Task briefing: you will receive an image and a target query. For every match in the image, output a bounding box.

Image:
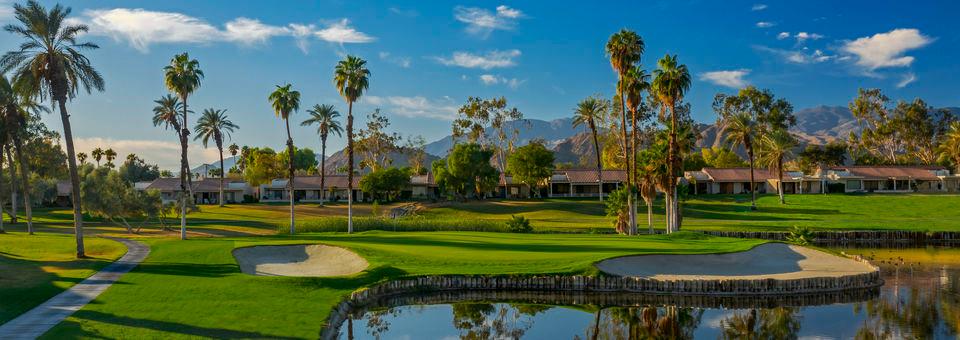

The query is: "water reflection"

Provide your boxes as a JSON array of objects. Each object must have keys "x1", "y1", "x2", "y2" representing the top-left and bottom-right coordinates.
[{"x1": 338, "y1": 246, "x2": 959, "y2": 339}]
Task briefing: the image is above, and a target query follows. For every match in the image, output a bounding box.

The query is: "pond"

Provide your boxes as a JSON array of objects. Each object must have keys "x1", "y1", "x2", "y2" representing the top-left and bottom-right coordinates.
[{"x1": 337, "y1": 246, "x2": 960, "y2": 339}]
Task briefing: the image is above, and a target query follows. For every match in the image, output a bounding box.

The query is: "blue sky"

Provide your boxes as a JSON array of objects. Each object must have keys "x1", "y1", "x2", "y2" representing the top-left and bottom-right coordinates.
[{"x1": 0, "y1": 0, "x2": 956, "y2": 169}]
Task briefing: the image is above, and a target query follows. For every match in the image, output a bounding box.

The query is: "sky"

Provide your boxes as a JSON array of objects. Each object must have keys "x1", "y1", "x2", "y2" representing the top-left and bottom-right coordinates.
[{"x1": 0, "y1": 0, "x2": 957, "y2": 170}]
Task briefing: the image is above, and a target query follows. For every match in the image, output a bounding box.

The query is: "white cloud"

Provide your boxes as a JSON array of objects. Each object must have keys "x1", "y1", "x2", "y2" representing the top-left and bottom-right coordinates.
[
  {"x1": 755, "y1": 45, "x2": 834, "y2": 64},
  {"x1": 777, "y1": 32, "x2": 790, "y2": 40},
  {"x1": 756, "y1": 21, "x2": 775, "y2": 28},
  {"x1": 699, "y1": 69, "x2": 750, "y2": 88},
  {"x1": 896, "y1": 73, "x2": 917, "y2": 88},
  {"x1": 751, "y1": 4, "x2": 768, "y2": 11},
  {"x1": 71, "y1": 137, "x2": 220, "y2": 170},
  {"x1": 363, "y1": 96, "x2": 459, "y2": 120},
  {"x1": 794, "y1": 32, "x2": 823, "y2": 42},
  {"x1": 76, "y1": 8, "x2": 373, "y2": 53},
  {"x1": 454, "y1": 5, "x2": 524, "y2": 37},
  {"x1": 388, "y1": 7, "x2": 418, "y2": 17},
  {"x1": 479, "y1": 74, "x2": 524, "y2": 89},
  {"x1": 434, "y1": 49, "x2": 521, "y2": 69},
  {"x1": 840, "y1": 28, "x2": 932, "y2": 71},
  {"x1": 379, "y1": 52, "x2": 411, "y2": 68}
]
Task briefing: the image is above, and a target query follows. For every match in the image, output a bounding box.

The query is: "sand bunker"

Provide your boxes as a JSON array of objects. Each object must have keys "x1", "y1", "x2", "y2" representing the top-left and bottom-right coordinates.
[
  {"x1": 596, "y1": 243, "x2": 875, "y2": 280},
  {"x1": 233, "y1": 244, "x2": 368, "y2": 277}
]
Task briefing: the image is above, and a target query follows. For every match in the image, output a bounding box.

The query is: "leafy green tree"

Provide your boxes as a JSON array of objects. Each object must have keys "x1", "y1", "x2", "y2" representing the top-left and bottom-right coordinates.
[
  {"x1": 573, "y1": 95, "x2": 610, "y2": 202},
  {"x1": 433, "y1": 143, "x2": 498, "y2": 200},
  {"x1": 759, "y1": 129, "x2": 798, "y2": 204},
  {"x1": 276, "y1": 146, "x2": 318, "y2": 172},
  {"x1": 357, "y1": 108, "x2": 401, "y2": 171},
  {"x1": 651, "y1": 54, "x2": 691, "y2": 233},
  {"x1": 849, "y1": 89, "x2": 953, "y2": 165},
  {"x1": 403, "y1": 135, "x2": 428, "y2": 175},
  {"x1": 268, "y1": 84, "x2": 300, "y2": 234},
  {"x1": 452, "y1": 97, "x2": 524, "y2": 174},
  {"x1": 334, "y1": 55, "x2": 370, "y2": 234},
  {"x1": 797, "y1": 141, "x2": 846, "y2": 173},
  {"x1": 359, "y1": 167, "x2": 411, "y2": 202},
  {"x1": 1, "y1": 0, "x2": 105, "y2": 256},
  {"x1": 301, "y1": 104, "x2": 343, "y2": 203},
  {"x1": 163, "y1": 52, "x2": 203, "y2": 240},
  {"x1": 702, "y1": 146, "x2": 748, "y2": 168},
  {"x1": 80, "y1": 166, "x2": 162, "y2": 234},
  {"x1": 118, "y1": 154, "x2": 160, "y2": 183},
  {"x1": 194, "y1": 108, "x2": 238, "y2": 207},
  {"x1": 506, "y1": 141, "x2": 554, "y2": 197},
  {"x1": 243, "y1": 148, "x2": 281, "y2": 189}
]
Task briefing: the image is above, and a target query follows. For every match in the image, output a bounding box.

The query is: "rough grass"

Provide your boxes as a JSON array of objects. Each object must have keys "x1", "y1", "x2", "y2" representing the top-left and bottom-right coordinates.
[
  {"x1": 0, "y1": 233, "x2": 126, "y2": 324},
  {"x1": 42, "y1": 231, "x2": 762, "y2": 338}
]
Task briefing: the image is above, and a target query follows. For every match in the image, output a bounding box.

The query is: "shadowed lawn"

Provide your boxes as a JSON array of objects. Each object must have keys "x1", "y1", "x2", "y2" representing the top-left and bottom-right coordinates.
[
  {"x1": 42, "y1": 231, "x2": 761, "y2": 338},
  {"x1": 0, "y1": 233, "x2": 125, "y2": 324}
]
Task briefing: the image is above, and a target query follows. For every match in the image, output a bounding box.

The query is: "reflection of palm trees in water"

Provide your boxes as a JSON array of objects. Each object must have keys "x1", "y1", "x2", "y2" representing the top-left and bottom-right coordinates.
[
  {"x1": 854, "y1": 266, "x2": 960, "y2": 338},
  {"x1": 719, "y1": 307, "x2": 800, "y2": 339},
  {"x1": 451, "y1": 303, "x2": 535, "y2": 339},
  {"x1": 582, "y1": 306, "x2": 703, "y2": 339}
]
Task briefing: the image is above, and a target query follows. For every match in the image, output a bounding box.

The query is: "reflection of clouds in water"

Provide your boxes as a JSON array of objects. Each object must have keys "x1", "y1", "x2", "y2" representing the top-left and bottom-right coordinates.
[{"x1": 702, "y1": 309, "x2": 740, "y2": 328}]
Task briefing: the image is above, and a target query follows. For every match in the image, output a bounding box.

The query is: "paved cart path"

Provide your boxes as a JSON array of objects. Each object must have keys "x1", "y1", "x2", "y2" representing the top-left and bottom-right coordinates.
[{"x1": 0, "y1": 237, "x2": 148, "y2": 339}]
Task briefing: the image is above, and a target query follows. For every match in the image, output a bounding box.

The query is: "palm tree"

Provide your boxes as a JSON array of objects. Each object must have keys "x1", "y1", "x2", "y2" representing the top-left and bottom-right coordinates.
[
  {"x1": 195, "y1": 108, "x2": 238, "y2": 207},
  {"x1": 302, "y1": 104, "x2": 343, "y2": 205},
  {"x1": 573, "y1": 95, "x2": 609, "y2": 202},
  {"x1": 637, "y1": 140, "x2": 667, "y2": 234},
  {"x1": 163, "y1": 53, "x2": 203, "y2": 240},
  {"x1": 0, "y1": 75, "x2": 33, "y2": 234},
  {"x1": 760, "y1": 129, "x2": 798, "y2": 204},
  {"x1": 1, "y1": 0, "x2": 105, "y2": 256},
  {"x1": 228, "y1": 143, "x2": 239, "y2": 160},
  {"x1": 104, "y1": 148, "x2": 117, "y2": 167},
  {"x1": 77, "y1": 152, "x2": 87, "y2": 165},
  {"x1": 91, "y1": 147, "x2": 104, "y2": 167},
  {"x1": 334, "y1": 55, "x2": 370, "y2": 234},
  {"x1": 651, "y1": 54, "x2": 691, "y2": 233},
  {"x1": 605, "y1": 29, "x2": 644, "y2": 235},
  {"x1": 938, "y1": 122, "x2": 960, "y2": 173},
  {"x1": 269, "y1": 84, "x2": 300, "y2": 234},
  {"x1": 723, "y1": 112, "x2": 759, "y2": 209}
]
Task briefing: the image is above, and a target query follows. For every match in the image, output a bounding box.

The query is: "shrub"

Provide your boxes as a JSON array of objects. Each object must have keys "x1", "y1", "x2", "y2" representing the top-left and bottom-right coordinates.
[
  {"x1": 786, "y1": 225, "x2": 814, "y2": 245},
  {"x1": 506, "y1": 215, "x2": 532, "y2": 233}
]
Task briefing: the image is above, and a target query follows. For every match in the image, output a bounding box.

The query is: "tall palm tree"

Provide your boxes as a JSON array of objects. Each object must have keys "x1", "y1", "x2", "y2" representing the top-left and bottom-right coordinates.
[
  {"x1": 163, "y1": 52, "x2": 203, "y2": 240},
  {"x1": 0, "y1": 75, "x2": 33, "y2": 234},
  {"x1": 938, "y1": 121, "x2": 960, "y2": 173},
  {"x1": 228, "y1": 143, "x2": 239, "y2": 161},
  {"x1": 104, "y1": 148, "x2": 117, "y2": 167},
  {"x1": 302, "y1": 104, "x2": 343, "y2": 204},
  {"x1": 269, "y1": 84, "x2": 300, "y2": 234},
  {"x1": 651, "y1": 54, "x2": 691, "y2": 233},
  {"x1": 76, "y1": 152, "x2": 87, "y2": 165},
  {"x1": 760, "y1": 129, "x2": 798, "y2": 204},
  {"x1": 195, "y1": 108, "x2": 238, "y2": 207},
  {"x1": 605, "y1": 29, "x2": 644, "y2": 235},
  {"x1": 723, "y1": 112, "x2": 759, "y2": 209},
  {"x1": 573, "y1": 95, "x2": 609, "y2": 202},
  {"x1": 1, "y1": 0, "x2": 105, "y2": 257},
  {"x1": 334, "y1": 55, "x2": 370, "y2": 234},
  {"x1": 91, "y1": 147, "x2": 104, "y2": 167}
]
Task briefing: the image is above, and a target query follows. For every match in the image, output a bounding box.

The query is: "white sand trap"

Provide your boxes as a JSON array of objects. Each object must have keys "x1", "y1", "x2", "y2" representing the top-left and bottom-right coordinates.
[
  {"x1": 596, "y1": 243, "x2": 875, "y2": 280},
  {"x1": 233, "y1": 244, "x2": 368, "y2": 277}
]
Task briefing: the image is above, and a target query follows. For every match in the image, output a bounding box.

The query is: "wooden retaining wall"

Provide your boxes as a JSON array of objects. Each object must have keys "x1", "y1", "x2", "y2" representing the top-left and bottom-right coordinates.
[
  {"x1": 321, "y1": 256, "x2": 882, "y2": 339},
  {"x1": 694, "y1": 230, "x2": 960, "y2": 243}
]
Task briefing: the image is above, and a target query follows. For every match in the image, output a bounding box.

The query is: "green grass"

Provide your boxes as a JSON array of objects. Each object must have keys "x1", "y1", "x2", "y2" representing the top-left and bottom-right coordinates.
[
  {"x1": 41, "y1": 231, "x2": 762, "y2": 338},
  {"x1": 0, "y1": 233, "x2": 126, "y2": 324}
]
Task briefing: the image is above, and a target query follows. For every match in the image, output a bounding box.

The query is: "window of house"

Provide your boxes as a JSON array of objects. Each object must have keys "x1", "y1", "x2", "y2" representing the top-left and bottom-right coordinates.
[{"x1": 846, "y1": 180, "x2": 861, "y2": 190}]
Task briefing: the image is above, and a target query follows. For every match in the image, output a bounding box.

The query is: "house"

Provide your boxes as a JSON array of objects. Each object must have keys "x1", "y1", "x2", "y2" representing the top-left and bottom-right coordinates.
[
  {"x1": 547, "y1": 169, "x2": 626, "y2": 198},
  {"x1": 409, "y1": 173, "x2": 439, "y2": 199},
  {"x1": 685, "y1": 167, "x2": 777, "y2": 194},
  {"x1": 144, "y1": 177, "x2": 252, "y2": 204},
  {"x1": 821, "y1": 165, "x2": 960, "y2": 193},
  {"x1": 258, "y1": 175, "x2": 363, "y2": 203}
]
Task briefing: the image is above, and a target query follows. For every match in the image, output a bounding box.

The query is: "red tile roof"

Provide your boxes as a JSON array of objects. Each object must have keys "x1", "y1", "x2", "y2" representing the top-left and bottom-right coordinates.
[
  {"x1": 702, "y1": 167, "x2": 779, "y2": 182},
  {"x1": 146, "y1": 178, "x2": 246, "y2": 192},
  {"x1": 263, "y1": 175, "x2": 361, "y2": 189},
  {"x1": 830, "y1": 165, "x2": 945, "y2": 180},
  {"x1": 553, "y1": 169, "x2": 627, "y2": 183}
]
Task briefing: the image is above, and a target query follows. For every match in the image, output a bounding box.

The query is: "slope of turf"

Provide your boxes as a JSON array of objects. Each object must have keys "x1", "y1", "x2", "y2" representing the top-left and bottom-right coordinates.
[
  {"x1": 0, "y1": 233, "x2": 125, "y2": 324},
  {"x1": 42, "y1": 231, "x2": 762, "y2": 338}
]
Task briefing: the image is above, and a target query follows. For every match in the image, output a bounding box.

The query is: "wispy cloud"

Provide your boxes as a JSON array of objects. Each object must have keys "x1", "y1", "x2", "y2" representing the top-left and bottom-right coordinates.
[
  {"x1": 896, "y1": 73, "x2": 917, "y2": 88},
  {"x1": 754, "y1": 45, "x2": 834, "y2": 64},
  {"x1": 840, "y1": 28, "x2": 932, "y2": 71},
  {"x1": 755, "y1": 21, "x2": 775, "y2": 28},
  {"x1": 699, "y1": 69, "x2": 750, "y2": 88},
  {"x1": 379, "y1": 52, "x2": 411, "y2": 68},
  {"x1": 777, "y1": 32, "x2": 790, "y2": 40},
  {"x1": 479, "y1": 74, "x2": 525, "y2": 89},
  {"x1": 72, "y1": 137, "x2": 220, "y2": 170},
  {"x1": 75, "y1": 8, "x2": 373, "y2": 53},
  {"x1": 454, "y1": 5, "x2": 524, "y2": 38},
  {"x1": 434, "y1": 49, "x2": 521, "y2": 69},
  {"x1": 363, "y1": 96, "x2": 459, "y2": 120},
  {"x1": 388, "y1": 7, "x2": 418, "y2": 17},
  {"x1": 751, "y1": 4, "x2": 768, "y2": 11}
]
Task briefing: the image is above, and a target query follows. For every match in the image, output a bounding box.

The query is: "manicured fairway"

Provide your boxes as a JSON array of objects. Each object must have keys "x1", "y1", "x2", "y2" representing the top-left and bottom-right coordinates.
[
  {"x1": 41, "y1": 231, "x2": 761, "y2": 338},
  {"x1": 0, "y1": 233, "x2": 126, "y2": 324}
]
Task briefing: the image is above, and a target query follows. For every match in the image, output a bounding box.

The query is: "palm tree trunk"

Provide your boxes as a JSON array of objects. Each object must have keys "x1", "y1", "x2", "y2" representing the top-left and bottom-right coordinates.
[
  {"x1": 617, "y1": 81, "x2": 635, "y2": 236},
  {"x1": 347, "y1": 101, "x2": 355, "y2": 234},
  {"x1": 589, "y1": 123, "x2": 603, "y2": 202},
  {"x1": 778, "y1": 159, "x2": 785, "y2": 204},
  {"x1": 630, "y1": 106, "x2": 639, "y2": 235},
  {"x1": 4, "y1": 146, "x2": 16, "y2": 224},
  {"x1": 0, "y1": 149, "x2": 5, "y2": 233},
  {"x1": 320, "y1": 134, "x2": 327, "y2": 204},
  {"x1": 179, "y1": 96, "x2": 190, "y2": 240},
  {"x1": 218, "y1": 145, "x2": 224, "y2": 207},
  {"x1": 668, "y1": 102, "x2": 678, "y2": 233},
  {"x1": 285, "y1": 118, "x2": 295, "y2": 234},
  {"x1": 748, "y1": 149, "x2": 757, "y2": 210},
  {"x1": 13, "y1": 137, "x2": 32, "y2": 234},
  {"x1": 647, "y1": 201, "x2": 653, "y2": 234},
  {"x1": 58, "y1": 100, "x2": 85, "y2": 257}
]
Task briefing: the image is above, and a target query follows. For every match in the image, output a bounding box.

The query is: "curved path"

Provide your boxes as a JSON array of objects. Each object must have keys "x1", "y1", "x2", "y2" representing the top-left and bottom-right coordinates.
[{"x1": 0, "y1": 237, "x2": 149, "y2": 340}]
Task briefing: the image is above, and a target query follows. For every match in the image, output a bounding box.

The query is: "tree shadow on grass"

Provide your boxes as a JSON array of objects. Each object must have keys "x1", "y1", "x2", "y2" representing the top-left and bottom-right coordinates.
[
  {"x1": 0, "y1": 254, "x2": 115, "y2": 324},
  {"x1": 52, "y1": 310, "x2": 302, "y2": 339},
  {"x1": 132, "y1": 262, "x2": 239, "y2": 278},
  {"x1": 296, "y1": 234, "x2": 695, "y2": 255}
]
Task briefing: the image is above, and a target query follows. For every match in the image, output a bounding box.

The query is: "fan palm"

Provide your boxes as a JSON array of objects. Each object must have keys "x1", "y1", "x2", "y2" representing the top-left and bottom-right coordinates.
[
  {"x1": 651, "y1": 54, "x2": 691, "y2": 232},
  {"x1": 334, "y1": 55, "x2": 370, "y2": 234},
  {"x1": 0, "y1": 0, "x2": 106, "y2": 256},
  {"x1": 269, "y1": 84, "x2": 300, "y2": 234},
  {"x1": 104, "y1": 148, "x2": 117, "y2": 167},
  {"x1": 91, "y1": 147, "x2": 104, "y2": 167},
  {"x1": 0, "y1": 75, "x2": 35, "y2": 234},
  {"x1": 302, "y1": 104, "x2": 343, "y2": 204},
  {"x1": 605, "y1": 29, "x2": 643, "y2": 235},
  {"x1": 76, "y1": 152, "x2": 87, "y2": 165},
  {"x1": 573, "y1": 95, "x2": 609, "y2": 202},
  {"x1": 163, "y1": 52, "x2": 203, "y2": 240},
  {"x1": 195, "y1": 108, "x2": 238, "y2": 207},
  {"x1": 938, "y1": 122, "x2": 960, "y2": 173},
  {"x1": 723, "y1": 112, "x2": 759, "y2": 209},
  {"x1": 759, "y1": 129, "x2": 798, "y2": 204}
]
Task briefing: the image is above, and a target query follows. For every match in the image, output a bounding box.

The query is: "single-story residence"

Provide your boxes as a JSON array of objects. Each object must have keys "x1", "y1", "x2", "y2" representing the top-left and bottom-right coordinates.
[
  {"x1": 258, "y1": 175, "x2": 363, "y2": 203},
  {"x1": 548, "y1": 169, "x2": 625, "y2": 198},
  {"x1": 685, "y1": 167, "x2": 776, "y2": 194},
  {"x1": 145, "y1": 178, "x2": 252, "y2": 204},
  {"x1": 409, "y1": 173, "x2": 439, "y2": 199},
  {"x1": 820, "y1": 165, "x2": 960, "y2": 193}
]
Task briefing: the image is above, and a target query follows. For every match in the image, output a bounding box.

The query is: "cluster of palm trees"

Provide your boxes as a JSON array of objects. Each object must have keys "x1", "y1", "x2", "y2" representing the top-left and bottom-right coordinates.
[{"x1": 77, "y1": 147, "x2": 118, "y2": 167}]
